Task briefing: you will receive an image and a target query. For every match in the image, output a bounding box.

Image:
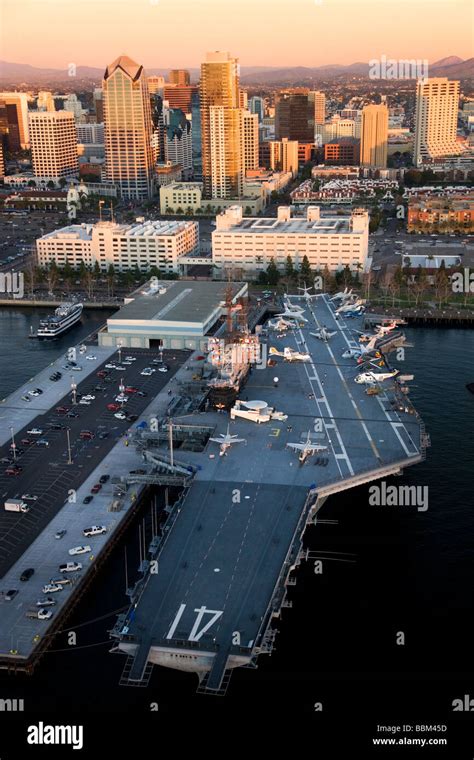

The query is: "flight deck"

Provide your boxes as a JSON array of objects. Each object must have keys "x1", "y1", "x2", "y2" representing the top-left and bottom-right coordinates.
[{"x1": 110, "y1": 293, "x2": 427, "y2": 694}]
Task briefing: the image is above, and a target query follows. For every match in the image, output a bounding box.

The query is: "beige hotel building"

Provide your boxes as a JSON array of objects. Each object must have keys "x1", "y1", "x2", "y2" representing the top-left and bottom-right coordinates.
[{"x1": 212, "y1": 205, "x2": 369, "y2": 276}]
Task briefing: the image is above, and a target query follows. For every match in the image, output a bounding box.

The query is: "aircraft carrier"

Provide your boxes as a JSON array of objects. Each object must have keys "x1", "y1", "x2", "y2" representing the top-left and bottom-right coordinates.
[{"x1": 108, "y1": 292, "x2": 429, "y2": 695}]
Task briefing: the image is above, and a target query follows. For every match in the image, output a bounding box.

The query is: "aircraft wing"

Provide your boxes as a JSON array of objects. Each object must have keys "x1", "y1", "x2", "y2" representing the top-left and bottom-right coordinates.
[{"x1": 286, "y1": 442, "x2": 306, "y2": 451}]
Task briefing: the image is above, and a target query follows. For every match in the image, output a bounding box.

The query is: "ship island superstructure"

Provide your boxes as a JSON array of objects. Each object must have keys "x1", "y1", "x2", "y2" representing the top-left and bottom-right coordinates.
[{"x1": 109, "y1": 291, "x2": 428, "y2": 694}]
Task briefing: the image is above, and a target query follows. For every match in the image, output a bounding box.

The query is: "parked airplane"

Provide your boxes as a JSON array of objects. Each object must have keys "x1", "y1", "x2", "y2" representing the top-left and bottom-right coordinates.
[
  {"x1": 282, "y1": 299, "x2": 305, "y2": 314},
  {"x1": 354, "y1": 368, "x2": 399, "y2": 384},
  {"x1": 310, "y1": 327, "x2": 337, "y2": 342},
  {"x1": 209, "y1": 424, "x2": 246, "y2": 456},
  {"x1": 286, "y1": 431, "x2": 328, "y2": 463},
  {"x1": 298, "y1": 282, "x2": 321, "y2": 301},
  {"x1": 269, "y1": 346, "x2": 311, "y2": 362},
  {"x1": 374, "y1": 320, "x2": 398, "y2": 336},
  {"x1": 330, "y1": 287, "x2": 353, "y2": 302},
  {"x1": 275, "y1": 307, "x2": 308, "y2": 323},
  {"x1": 335, "y1": 298, "x2": 366, "y2": 315},
  {"x1": 267, "y1": 317, "x2": 296, "y2": 331},
  {"x1": 342, "y1": 335, "x2": 379, "y2": 360}
]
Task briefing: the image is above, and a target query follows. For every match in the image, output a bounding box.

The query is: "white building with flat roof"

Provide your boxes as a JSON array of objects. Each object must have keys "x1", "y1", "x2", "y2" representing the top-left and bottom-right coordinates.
[
  {"x1": 37, "y1": 219, "x2": 199, "y2": 273},
  {"x1": 212, "y1": 205, "x2": 369, "y2": 276}
]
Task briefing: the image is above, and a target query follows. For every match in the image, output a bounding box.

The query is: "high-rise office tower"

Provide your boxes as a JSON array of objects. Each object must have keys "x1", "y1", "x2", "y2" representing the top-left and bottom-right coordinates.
[
  {"x1": 165, "y1": 108, "x2": 193, "y2": 179},
  {"x1": 249, "y1": 96, "x2": 265, "y2": 123},
  {"x1": 275, "y1": 90, "x2": 314, "y2": 142},
  {"x1": 209, "y1": 105, "x2": 242, "y2": 198},
  {"x1": 360, "y1": 104, "x2": 388, "y2": 168},
  {"x1": 200, "y1": 51, "x2": 242, "y2": 198},
  {"x1": 414, "y1": 78, "x2": 460, "y2": 166},
  {"x1": 29, "y1": 111, "x2": 78, "y2": 180},
  {"x1": 163, "y1": 84, "x2": 199, "y2": 113},
  {"x1": 93, "y1": 88, "x2": 104, "y2": 123},
  {"x1": 169, "y1": 70, "x2": 190, "y2": 86},
  {"x1": 0, "y1": 92, "x2": 29, "y2": 149},
  {"x1": 241, "y1": 110, "x2": 259, "y2": 173},
  {"x1": 37, "y1": 91, "x2": 55, "y2": 112},
  {"x1": 103, "y1": 55, "x2": 154, "y2": 200},
  {"x1": 312, "y1": 91, "x2": 326, "y2": 125},
  {"x1": 147, "y1": 75, "x2": 165, "y2": 94}
]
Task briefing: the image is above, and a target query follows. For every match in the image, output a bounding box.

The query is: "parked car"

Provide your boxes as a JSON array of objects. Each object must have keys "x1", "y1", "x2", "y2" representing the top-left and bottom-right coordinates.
[
  {"x1": 114, "y1": 412, "x2": 127, "y2": 420},
  {"x1": 21, "y1": 438, "x2": 35, "y2": 446},
  {"x1": 42, "y1": 583, "x2": 63, "y2": 594},
  {"x1": 83, "y1": 525, "x2": 107, "y2": 537},
  {"x1": 80, "y1": 431, "x2": 94, "y2": 440},
  {"x1": 36, "y1": 598, "x2": 56, "y2": 607},
  {"x1": 21, "y1": 494, "x2": 38, "y2": 501},
  {"x1": 99, "y1": 474, "x2": 110, "y2": 484},
  {"x1": 36, "y1": 439, "x2": 49, "y2": 447},
  {"x1": 107, "y1": 403, "x2": 120, "y2": 411},
  {"x1": 27, "y1": 428, "x2": 43, "y2": 435},
  {"x1": 55, "y1": 529, "x2": 67, "y2": 539},
  {"x1": 20, "y1": 568, "x2": 35, "y2": 582},
  {"x1": 91, "y1": 484, "x2": 102, "y2": 494},
  {"x1": 68, "y1": 545, "x2": 91, "y2": 556},
  {"x1": 4, "y1": 589, "x2": 18, "y2": 601},
  {"x1": 83, "y1": 495, "x2": 93, "y2": 504},
  {"x1": 6, "y1": 466, "x2": 22, "y2": 476},
  {"x1": 98, "y1": 431, "x2": 109, "y2": 440},
  {"x1": 59, "y1": 562, "x2": 82, "y2": 573}
]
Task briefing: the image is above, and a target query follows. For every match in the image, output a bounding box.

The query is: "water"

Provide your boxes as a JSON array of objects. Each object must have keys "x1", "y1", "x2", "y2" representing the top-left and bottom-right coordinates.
[
  {"x1": 0, "y1": 307, "x2": 113, "y2": 398},
  {"x1": 0, "y1": 316, "x2": 472, "y2": 742}
]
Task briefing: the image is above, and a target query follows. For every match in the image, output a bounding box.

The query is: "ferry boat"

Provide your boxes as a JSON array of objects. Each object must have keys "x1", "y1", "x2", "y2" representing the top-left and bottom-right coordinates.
[{"x1": 37, "y1": 302, "x2": 83, "y2": 340}]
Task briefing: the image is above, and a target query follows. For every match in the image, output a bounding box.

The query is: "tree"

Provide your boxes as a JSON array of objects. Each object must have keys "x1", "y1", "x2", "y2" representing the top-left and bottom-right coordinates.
[
  {"x1": 266, "y1": 258, "x2": 280, "y2": 286},
  {"x1": 244, "y1": 206, "x2": 252, "y2": 216},
  {"x1": 27, "y1": 179, "x2": 36, "y2": 188},
  {"x1": 284, "y1": 255, "x2": 296, "y2": 282},
  {"x1": 412, "y1": 265, "x2": 428, "y2": 307},
  {"x1": 299, "y1": 255, "x2": 312, "y2": 283},
  {"x1": 82, "y1": 267, "x2": 95, "y2": 300},
  {"x1": 46, "y1": 180, "x2": 56, "y2": 190},
  {"x1": 434, "y1": 266, "x2": 450, "y2": 309},
  {"x1": 107, "y1": 264, "x2": 116, "y2": 297},
  {"x1": 45, "y1": 261, "x2": 59, "y2": 295}
]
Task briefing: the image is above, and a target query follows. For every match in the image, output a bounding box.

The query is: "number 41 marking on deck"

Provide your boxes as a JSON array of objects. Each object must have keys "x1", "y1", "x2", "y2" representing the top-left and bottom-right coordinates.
[{"x1": 166, "y1": 604, "x2": 223, "y2": 642}]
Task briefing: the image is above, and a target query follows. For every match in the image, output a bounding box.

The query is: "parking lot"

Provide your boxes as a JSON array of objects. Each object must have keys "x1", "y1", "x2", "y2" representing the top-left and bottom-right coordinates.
[{"x1": 0, "y1": 346, "x2": 189, "y2": 580}]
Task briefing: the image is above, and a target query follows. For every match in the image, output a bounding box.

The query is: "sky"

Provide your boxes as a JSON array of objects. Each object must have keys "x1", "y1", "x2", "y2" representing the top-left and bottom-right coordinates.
[{"x1": 1, "y1": 0, "x2": 472, "y2": 70}]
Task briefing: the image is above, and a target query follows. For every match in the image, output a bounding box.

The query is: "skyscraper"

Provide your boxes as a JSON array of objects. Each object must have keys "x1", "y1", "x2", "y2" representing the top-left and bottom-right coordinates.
[
  {"x1": 414, "y1": 78, "x2": 461, "y2": 166},
  {"x1": 249, "y1": 96, "x2": 265, "y2": 123},
  {"x1": 147, "y1": 76, "x2": 165, "y2": 94},
  {"x1": 200, "y1": 51, "x2": 242, "y2": 198},
  {"x1": 360, "y1": 104, "x2": 388, "y2": 168},
  {"x1": 275, "y1": 90, "x2": 315, "y2": 142},
  {"x1": 169, "y1": 70, "x2": 190, "y2": 86},
  {"x1": 165, "y1": 108, "x2": 193, "y2": 180},
  {"x1": 29, "y1": 111, "x2": 78, "y2": 181},
  {"x1": 103, "y1": 55, "x2": 154, "y2": 200},
  {"x1": 312, "y1": 91, "x2": 326, "y2": 125},
  {"x1": 0, "y1": 92, "x2": 29, "y2": 149},
  {"x1": 241, "y1": 110, "x2": 259, "y2": 173}
]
